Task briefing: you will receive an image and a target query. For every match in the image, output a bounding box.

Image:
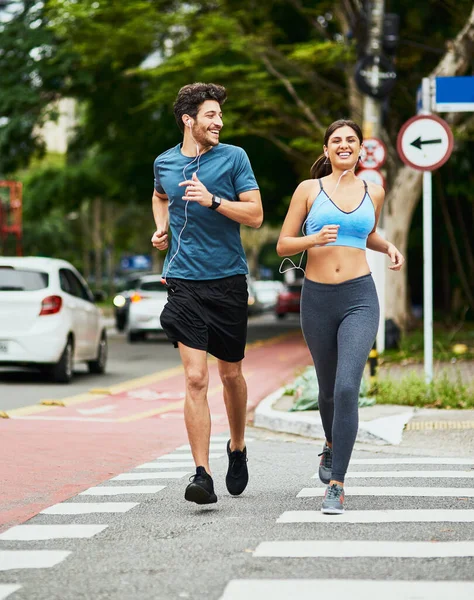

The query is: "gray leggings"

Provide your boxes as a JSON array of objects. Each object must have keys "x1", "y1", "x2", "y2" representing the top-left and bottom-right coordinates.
[{"x1": 300, "y1": 274, "x2": 379, "y2": 482}]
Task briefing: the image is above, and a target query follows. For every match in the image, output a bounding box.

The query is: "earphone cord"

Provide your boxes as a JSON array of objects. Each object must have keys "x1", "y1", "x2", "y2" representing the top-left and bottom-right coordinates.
[
  {"x1": 279, "y1": 154, "x2": 360, "y2": 277},
  {"x1": 161, "y1": 138, "x2": 201, "y2": 284}
]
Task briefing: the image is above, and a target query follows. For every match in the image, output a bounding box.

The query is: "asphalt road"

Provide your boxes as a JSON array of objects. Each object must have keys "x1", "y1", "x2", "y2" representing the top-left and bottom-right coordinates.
[
  {"x1": 1, "y1": 429, "x2": 473, "y2": 600},
  {"x1": 0, "y1": 313, "x2": 301, "y2": 412}
]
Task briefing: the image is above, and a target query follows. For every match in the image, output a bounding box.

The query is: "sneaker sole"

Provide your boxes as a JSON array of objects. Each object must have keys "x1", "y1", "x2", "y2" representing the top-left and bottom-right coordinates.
[
  {"x1": 185, "y1": 484, "x2": 217, "y2": 505},
  {"x1": 321, "y1": 507, "x2": 344, "y2": 515},
  {"x1": 225, "y1": 476, "x2": 249, "y2": 496}
]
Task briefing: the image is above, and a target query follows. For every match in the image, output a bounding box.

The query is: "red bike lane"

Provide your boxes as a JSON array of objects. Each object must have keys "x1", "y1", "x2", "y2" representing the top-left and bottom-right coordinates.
[{"x1": 0, "y1": 332, "x2": 310, "y2": 532}]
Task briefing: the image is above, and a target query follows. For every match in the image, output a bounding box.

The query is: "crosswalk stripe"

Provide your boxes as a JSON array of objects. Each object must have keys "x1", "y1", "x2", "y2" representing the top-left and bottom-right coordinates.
[
  {"x1": 0, "y1": 585, "x2": 22, "y2": 599},
  {"x1": 0, "y1": 525, "x2": 107, "y2": 541},
  {"x1": 79, "y1": 485, "x2": 166, "y2": 496},
  {"x1": 351, "y1": 458, "x2": 474, "y2": 465},
  {"x1": 348, "y1": 471, "x2": 474, "y2": 478},
  {"x1": 136, "y1": 462, "x2": 195, "y2": 469},
  {"x1": 111, "y1": 472, "x2": 188, "y2": 481},
  {"x1": 220, "y1": 579, "x2": 474, "y2": 600},
  {"x1": 156, "y1": 453, "x2": 223, "y2": 460},
  {"x1": 41, "y1": 502, "x2": 139, "y2": 515},
  {"x1": 0, "y1": 551, "x2": 71, "y2": 571},
  {"x1": 253, "y1": 540, "x2": 474, "y2": 558},
  {"x1": 277, "y1": 509, "x2": 474, "y2": 523},
  {"x1": 313, "y1": 471, "x2": 474, "y2": 479},
  {"x1": 298, "y1": 487, "x2": 474, "y2": 497}
]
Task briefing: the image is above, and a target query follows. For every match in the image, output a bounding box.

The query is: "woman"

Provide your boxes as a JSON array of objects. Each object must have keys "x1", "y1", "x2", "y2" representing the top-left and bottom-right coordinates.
[{"x1": 276, "y1": 119, "x2": 404, "y2": 514}]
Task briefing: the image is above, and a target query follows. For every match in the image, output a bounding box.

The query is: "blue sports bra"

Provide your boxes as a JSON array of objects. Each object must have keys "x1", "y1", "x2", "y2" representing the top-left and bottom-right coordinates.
[{"x1": 305, "y1": 179, "x2": 376, "y2": 251}]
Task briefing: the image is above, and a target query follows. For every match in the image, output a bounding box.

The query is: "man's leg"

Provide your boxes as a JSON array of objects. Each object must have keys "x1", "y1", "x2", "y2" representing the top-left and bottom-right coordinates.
[
  {"x1": 218, "y1": 359, "x2": 247, "y2": 451},
  {"x1": 179, "y1": 343, "x2": 211, "y2": 473}
]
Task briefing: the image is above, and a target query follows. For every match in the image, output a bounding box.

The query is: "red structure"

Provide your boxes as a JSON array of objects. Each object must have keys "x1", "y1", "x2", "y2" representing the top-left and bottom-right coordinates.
[{"x1": 0, "y1": 180, "x2": 23, "y2": 256}]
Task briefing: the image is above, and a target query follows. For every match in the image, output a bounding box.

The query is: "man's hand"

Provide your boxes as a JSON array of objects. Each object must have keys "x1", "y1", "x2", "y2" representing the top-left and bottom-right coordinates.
[
  {"x1": 387, "y1": 243, "x2": 405, "y2": 270},
  {"x1": 151, "y1": 229, "x2": 168, "y2": 251},
  {"x1": 179, "y1": 172, "x2": 213, "y2": 207}
]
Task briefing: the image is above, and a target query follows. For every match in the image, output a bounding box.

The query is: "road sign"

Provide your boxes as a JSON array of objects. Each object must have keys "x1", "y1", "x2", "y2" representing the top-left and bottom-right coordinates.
[
  {"x1": 397, "y1": 115, "x2": 453, "y2": 171},
  {"x1": 435, "y1": 76, "x2": 474, "y2": 112},
  {"x1": 357, "y1": 168, "x2": 386, "y2": 188},
  {"x1": 354, "y1": 54, "x2": 397, "y2": 99},
  {"x1": 360, "y1": 138, "x2": 387, "y2": 169},
  {"x1": 120, "y1": 254, "x2": 152, "y2": 271}
]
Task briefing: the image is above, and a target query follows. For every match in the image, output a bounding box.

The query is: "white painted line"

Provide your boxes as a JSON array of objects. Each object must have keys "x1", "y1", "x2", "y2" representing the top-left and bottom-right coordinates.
[
  {"x1": 136, "y1": 462, "x2": 194, "y2": 469},
  {"x1": 297, "y1": 487, "x2": 474, "y2": 498},
  {"x1": 220, "y1": 580, "x2": 474, "y2": 600},
  {"x1": 41, "y1": 502, "x2": 138, "y2": 515},
  {"x1": 0, "y1": 525, "x2": 107, "y2": 541},
  {"x1": 77, "y1": 405, "x2": 116, "y2": 415},
  {"x1": 351, "y1": 458, "x2": 474, "y2": 465},
  {"x1": 0, "y1": 585, "x2": 22, "y2": 599},
  {"x1": 344, "y1": 471, "x2": 474, "y2": 479},
  {"x1": 209, "y1": 436, "x2": 253, "y2": 442},
  {"x1": 0, "y1": 551, "x2": 71, "y2": 571},
  {"x1": 277, "y1": 509, "x2": 474, "y2": 523},
  {"x1": 79, "y1": 485, "x2": 166, "y2": 496},
  {"x1": 156, "y1": 453, "x2": 223, "y2": 460},
  {"x1": 111, "y1": 472, "x2": 188, "y2": 481},
  {"x1": 254, "y1": 540, "x2": 474, "y2": 558}
]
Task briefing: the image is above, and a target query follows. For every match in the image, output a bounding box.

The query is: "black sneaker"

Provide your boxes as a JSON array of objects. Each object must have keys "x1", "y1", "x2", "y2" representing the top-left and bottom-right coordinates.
[
  {"x1": 185, "y1": 466, "x2": 217, "y2": 505},
  {"x1": 318, "y1": 444, "x2": 332, "y2": 485},
  {"x1": 226, "y1": 440, "x2": 248, "y2": 496}
]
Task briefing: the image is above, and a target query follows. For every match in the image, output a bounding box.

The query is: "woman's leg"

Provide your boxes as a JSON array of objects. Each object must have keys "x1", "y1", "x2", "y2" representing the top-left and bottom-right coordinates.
[{"x1": 331, "y1": 297, "x2": 379, "y2": 484}]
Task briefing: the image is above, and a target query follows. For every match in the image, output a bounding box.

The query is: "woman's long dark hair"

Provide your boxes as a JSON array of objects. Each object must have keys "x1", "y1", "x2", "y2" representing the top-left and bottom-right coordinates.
[{"x1": 310, "y1": 119, "x2": 363, "y2": 179}]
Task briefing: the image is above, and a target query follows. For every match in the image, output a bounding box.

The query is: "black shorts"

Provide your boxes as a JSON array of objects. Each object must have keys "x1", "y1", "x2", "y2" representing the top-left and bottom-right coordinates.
[{"x1": 160, "y1": 275, "x2": 248, "y2": 362}]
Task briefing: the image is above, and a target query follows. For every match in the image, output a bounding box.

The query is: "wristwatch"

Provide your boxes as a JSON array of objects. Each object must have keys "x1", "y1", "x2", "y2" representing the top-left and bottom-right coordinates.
[{"x1": 209, "y1": 195, "x2": 222, "y2": 210}]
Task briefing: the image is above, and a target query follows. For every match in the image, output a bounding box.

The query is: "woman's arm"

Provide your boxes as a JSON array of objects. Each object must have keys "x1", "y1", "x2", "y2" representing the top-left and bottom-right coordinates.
[
  {"x1": 277, "y1": 180, "x2": 339, "y2": 257},
  {"x1": 366, "y1": 183, "x2": 405, "y2": 270}
]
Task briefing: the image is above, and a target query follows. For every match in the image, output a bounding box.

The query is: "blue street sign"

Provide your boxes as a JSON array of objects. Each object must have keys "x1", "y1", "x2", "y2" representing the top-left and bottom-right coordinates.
[
  {"x1": 434, "y1": 76, "x2": 474, "y2": 112},
  {"x1": 120, "y1": 254, "x2": 152, "y2": 271}
]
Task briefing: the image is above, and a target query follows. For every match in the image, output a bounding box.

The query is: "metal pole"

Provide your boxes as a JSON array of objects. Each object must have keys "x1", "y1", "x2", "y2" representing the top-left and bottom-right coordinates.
[
  {"x1": 421, "y1": 77, "x2": 433, "y2": 383},
  {"x1": 362, "y1": 0, "x2": 386, "y2": 354}
]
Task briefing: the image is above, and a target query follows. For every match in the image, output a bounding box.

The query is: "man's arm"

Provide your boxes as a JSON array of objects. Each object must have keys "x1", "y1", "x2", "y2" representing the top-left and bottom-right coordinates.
[
  {"x1": 151, "y1": 189, "x2": 169, "y2": 250},
  {"x1": 179, "y1": 172, "x2": 263, "y2": 228}
]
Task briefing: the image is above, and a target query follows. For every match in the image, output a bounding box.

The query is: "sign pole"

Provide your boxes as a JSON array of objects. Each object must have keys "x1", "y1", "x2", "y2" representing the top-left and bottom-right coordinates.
[{"x1": 421, "y1": 77, "x2": 433, "y2": 383}]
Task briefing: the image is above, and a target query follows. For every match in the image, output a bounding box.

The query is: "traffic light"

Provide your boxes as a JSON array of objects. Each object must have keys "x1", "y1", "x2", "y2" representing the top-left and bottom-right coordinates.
[{"x1": 383, "y1": 13, "x2": 400, "y2": 55}]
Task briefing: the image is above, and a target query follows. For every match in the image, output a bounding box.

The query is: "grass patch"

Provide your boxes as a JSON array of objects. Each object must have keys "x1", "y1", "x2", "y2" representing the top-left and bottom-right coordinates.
[
  {"x1": 381, "y1": 322, "x2": 474, "y2": 364},
  {"x1": 372, "y1": 372, "x2": 474, "y2": 409}
]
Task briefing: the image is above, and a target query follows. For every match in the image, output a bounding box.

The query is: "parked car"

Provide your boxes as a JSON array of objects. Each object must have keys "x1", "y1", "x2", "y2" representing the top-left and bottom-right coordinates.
[
  {"x1": 112, "y1": 274, "x2": 151, "y2": 332},
  {"x1": 247, "y1": 278, "x2": 264, "y2": 316},
  {"x1": 0, "y1": 257, "x2": 107, "y2": 383},
  {"x1": 253, "y1": 280, "x2": 284, "y2": 311},
  {"x1": 275, "y1": 282, "x2": 303, "y2": 318},
  {"x1": 126, "y1": 274, "x2": 168, "y2": 342}
]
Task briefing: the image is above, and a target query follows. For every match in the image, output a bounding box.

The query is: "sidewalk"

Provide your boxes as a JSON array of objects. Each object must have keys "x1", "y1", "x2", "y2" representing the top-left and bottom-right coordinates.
[{"x1": 253, "y1": 360, "x2": 474, "y2": 451}]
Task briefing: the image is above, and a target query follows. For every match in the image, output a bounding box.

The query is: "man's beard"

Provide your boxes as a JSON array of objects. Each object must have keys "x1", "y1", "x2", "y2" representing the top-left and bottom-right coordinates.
[{"x1": 192, "y1": 126, "x2": 219, "y2": 149}]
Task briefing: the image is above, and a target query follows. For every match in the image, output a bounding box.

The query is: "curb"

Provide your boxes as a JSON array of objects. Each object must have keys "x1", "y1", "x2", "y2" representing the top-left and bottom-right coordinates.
[{"x1": 253, "y1": 387, "x2": 415, "y2": 446}]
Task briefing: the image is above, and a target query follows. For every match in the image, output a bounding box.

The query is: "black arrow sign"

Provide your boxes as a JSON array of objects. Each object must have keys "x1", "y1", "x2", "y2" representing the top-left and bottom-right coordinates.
[{"x1": 410, "y1": 136, "x2": 442, "y2": 150}]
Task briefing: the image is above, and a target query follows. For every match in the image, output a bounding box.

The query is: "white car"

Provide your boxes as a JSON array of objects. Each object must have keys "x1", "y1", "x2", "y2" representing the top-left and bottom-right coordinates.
[
  {"x1": 253, "y1": 280, "x2": 285, "y2": 311},
  {"x1": 0, "y1": 256, "x2": 107, "y2": 383},
  {"x1": 126, "y1": 274, "x2": 168, "y2": 343}
]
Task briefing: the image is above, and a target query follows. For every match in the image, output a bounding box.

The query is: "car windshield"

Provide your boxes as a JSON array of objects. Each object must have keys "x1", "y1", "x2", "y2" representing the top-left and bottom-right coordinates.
[
  {"x1": 287, "y1": 285, "x2": 302, "y2": 293},
  {"x1": 0, "y1": 268, "x2": 49, "y2": 291},
  {"x1": 140, "y1": 280, "x2": 166, "y2": 292}
]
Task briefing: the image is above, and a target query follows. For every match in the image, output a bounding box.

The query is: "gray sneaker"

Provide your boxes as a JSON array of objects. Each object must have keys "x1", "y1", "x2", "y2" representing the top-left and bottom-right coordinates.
[
  {"x1": 318, "y1": 444, "x2": 332, "y2": 484},
  {"x1": 321, "y1": 483, "x2": 345, "y2": 514}
]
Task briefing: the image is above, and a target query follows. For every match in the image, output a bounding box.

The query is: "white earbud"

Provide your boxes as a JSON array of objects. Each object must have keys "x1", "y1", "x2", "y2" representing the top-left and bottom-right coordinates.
[{"x1": 187, "y1": 120, "x2": 192, "y2": 127}]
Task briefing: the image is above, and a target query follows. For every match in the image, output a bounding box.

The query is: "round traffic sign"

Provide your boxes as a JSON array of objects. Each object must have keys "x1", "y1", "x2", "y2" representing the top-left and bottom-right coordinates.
[
  {"x1": 397, "y1": 114, "x2": 453, "y2": 171},
  {"x1": 360, "y1": 138, "x2": 387, "y2": 170},
  {"x1": 354, "y1": 54, "x2": 397, "y2": 99},
  {"x1": 357, "y1": 168, "x2": 386, "y2": 188}
]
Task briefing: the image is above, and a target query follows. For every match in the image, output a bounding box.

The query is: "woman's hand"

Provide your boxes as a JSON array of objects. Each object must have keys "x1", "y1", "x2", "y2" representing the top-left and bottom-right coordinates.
[
  {"x1": 387, "y1": 243, "x2": 404, "y2": 270},
  {"x1": 313, "y1": 225, "x2": 340, "y2": 246}
]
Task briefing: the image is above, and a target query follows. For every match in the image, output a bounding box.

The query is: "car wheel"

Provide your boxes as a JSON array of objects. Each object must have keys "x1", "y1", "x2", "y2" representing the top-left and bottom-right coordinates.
[
  {"x1": 128, "y1": 331, "x2": 145, "y2": 343},
  {"x1": 51, "y1": 337, "x2": 74, "y2": 383},
  {"x1": 277, "y1": 313, "x2": 286, "y2": 319},
  {"x1": 88, "y1": 330, "x2": 108, "y2": 374},
  {"x1": 116, "y1": 315, "x2": 126, "y2": 332}
]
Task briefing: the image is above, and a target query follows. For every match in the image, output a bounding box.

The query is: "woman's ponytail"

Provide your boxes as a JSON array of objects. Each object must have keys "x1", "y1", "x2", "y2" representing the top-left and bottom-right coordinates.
[{"x1": 310, "y1": 154, "x2": 332, "y2": 179}]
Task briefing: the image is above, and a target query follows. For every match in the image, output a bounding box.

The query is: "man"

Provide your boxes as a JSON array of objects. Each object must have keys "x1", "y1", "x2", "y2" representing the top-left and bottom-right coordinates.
[{"x1": 151, "y1": 83, "x2": 263, "y2": 505}]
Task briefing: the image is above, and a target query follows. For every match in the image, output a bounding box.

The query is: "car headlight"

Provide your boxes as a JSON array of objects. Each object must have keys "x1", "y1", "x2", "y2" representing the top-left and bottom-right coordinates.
[
  {"x1": 248, "y1": 296, "x2": 255, "y2": 306},
  {"x1": 113, "y1": 294, "x2": 126, "y2": 308}
]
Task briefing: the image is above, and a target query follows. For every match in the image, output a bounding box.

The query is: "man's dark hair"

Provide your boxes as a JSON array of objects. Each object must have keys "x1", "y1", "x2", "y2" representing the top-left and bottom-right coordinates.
[{"x1": 173, "y1": 83, "x2": 227, "y2": 132}]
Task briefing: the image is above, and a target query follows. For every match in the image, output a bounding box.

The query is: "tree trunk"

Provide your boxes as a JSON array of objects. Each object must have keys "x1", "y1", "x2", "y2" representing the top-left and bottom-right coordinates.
[{"x1": 92, "y1": 197, "x2": 102, "y2": 289}]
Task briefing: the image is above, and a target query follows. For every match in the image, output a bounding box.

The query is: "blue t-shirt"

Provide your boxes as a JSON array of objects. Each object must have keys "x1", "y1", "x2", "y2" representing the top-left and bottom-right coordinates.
[{"x1": 154, "y1": 143, "x2": 259, "y2": 280}]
